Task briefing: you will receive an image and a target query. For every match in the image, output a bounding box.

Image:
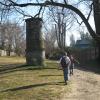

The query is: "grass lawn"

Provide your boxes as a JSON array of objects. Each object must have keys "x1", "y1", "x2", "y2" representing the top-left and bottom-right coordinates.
[{"x1": 0, "y1": 57, "x2": 73, "y2": 100}]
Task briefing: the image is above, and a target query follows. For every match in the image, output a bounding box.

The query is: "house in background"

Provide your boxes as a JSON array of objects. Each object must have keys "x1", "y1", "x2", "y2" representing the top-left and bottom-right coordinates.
[
  {"x1": 74, "y1": 38, "x2": 98, "y2": 63},
  {"x1": 75, "y1": 39, "x2": 92, "y2": 49},
  {"x1": 0, "y1": 47, "x2": 15, "y2": 56},
  {"x1": 0, "y1": 44, "x2": 7, "y2": 56},
  {"x1": 0, "y1": 49, "x2": 16, "y2": 56},
  {"x1": 0, "y1": 49, "x2": 7, "y2": 56}
]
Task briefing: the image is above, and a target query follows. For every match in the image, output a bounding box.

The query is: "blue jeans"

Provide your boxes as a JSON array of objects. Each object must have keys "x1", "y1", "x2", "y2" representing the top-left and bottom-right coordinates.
[
  {"x1": 70, "y1": 63, "x2": 74, "y2": 75},
  {"x1": 63, "y1": 67, "x2": 69, "y2": 82}
]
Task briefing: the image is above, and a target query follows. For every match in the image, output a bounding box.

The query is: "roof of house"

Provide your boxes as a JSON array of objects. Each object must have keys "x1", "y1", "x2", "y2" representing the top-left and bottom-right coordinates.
[{"x1": 75, "y1": 39, "x2": 92, "y2": 48}]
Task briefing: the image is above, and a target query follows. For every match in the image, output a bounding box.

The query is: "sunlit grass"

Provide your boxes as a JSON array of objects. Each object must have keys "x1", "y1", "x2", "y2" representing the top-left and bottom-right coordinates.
[
  {"x1": 0, "y1": 56, "x2": 25, "y2": 65},
  {"x1": 0, "y1": 56, "x2": 72, "y2": 100}
]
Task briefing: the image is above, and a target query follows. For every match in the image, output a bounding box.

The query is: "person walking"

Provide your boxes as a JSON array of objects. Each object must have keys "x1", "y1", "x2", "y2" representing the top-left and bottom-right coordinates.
[
  {"x1": 59, "y1": 52, "x2": 71, "y2": 85},
  {"x1": 69, "y1": 54, "x2": 79, "y2": 76}
]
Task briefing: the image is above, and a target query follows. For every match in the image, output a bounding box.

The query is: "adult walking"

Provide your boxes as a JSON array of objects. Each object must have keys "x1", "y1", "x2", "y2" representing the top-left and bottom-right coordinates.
[{"x1": 59, "y1": 52, "x2": 71, "y2": 85}]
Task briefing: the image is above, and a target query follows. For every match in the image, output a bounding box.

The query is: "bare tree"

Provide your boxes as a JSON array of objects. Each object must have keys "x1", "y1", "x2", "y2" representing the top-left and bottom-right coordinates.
[
  {"x1": 93, "y1": 0, "x2": 100, "y2": 59},
  {"x1": 13, "y1": 24, "x2": 26, "y2": 56},
  {"x1": 53, "y1": 9, "x2": 66, "y2": 49},
  {"x1": 0, "y1": 21, "x2": 25, "y2": 56},
  {"x1": 0, "y1": 23, "x2": 7, "y2": 49},
  {"x1": 80, "y1": 31, "x2": 92, "y2": 40},
  {"x1": 48, "y1": 6, "x2": 75, "y2": 49},
  {"x1": 10, "y1": 0, "x2": 99, "y2": 38},
  {"x1": 0, "y1": 0, "x2": 98, "y2": 39},
  {"x1": 44, "y1": 26, "x2": 56, "y2": 57},
  {"x1": 0, "y1": 0, "x2": 100, "y2": 59}
]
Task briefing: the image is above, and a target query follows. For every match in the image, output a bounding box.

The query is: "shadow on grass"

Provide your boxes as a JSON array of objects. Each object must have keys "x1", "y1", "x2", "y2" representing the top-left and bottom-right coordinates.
[
  {"x1": 1, "y1": 81, "x2": 64, "y2": 92},
  {"x1": 76, "y1": 60, "x2": 100, "y2": 74},
  {"x1": 39, "y1": 74, "x2": 63, "y2": 77},
  {"x1": 0, "y1": 63, "x2": 58, "y2": 74},
  {"x1": 0, "y1": 64, "x2": 29, "y2": 74}
]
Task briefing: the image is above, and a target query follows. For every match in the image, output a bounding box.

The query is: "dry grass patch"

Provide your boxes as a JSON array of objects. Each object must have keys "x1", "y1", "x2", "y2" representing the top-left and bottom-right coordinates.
[{"x1": 0, "y1": 57, "x2": 72, "y2": 100}]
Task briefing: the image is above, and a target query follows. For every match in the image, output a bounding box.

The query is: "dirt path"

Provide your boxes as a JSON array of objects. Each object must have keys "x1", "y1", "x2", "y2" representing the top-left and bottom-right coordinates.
[{"x1": 62, "y1": 68, "x2": 100, "y2": 100}]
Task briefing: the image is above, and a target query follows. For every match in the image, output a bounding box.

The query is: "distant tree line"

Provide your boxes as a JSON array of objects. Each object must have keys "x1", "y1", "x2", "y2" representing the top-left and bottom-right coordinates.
[{"x1": 0, "y1": 21, "x2": 26, "y2": 56}]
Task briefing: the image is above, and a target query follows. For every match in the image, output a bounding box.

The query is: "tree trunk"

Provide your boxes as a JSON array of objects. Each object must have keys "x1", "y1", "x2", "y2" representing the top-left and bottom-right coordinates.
[
  {"x1": 25, "y1": 18, "x2": 45, "y2": 66},
  {"x1": 93, "y1": 0, "x2": 100, "y2": 61}
]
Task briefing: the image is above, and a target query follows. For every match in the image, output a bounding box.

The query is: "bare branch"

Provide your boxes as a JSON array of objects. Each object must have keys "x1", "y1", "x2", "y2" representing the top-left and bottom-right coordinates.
[
  {"x1": 13, "y1": 7, "x2": 33, "y2": 18},
  {"x1": 87, "y1": 3, "x2": 93, "y2": 21},
  {"x1": 72, "y1": 13, "x2": 82, "y2": 25},
  {"x1": 36, "y1": 0, "x2": 39, "y2": 3},
  {"x1": 0, "y1": 1, "x2": 8, "y2": 6},
  {"x1": 48, "y1": 7, "x2": 58, "y2": 24},
  {"x1": 77, "y1": 3, "x2": 93, "y2": 25},
  {"x1": 34, "y1": 6, "x2": 43, "y2": 18},
  {"x1": 41, "y1": 7, "x2": 46, "y2": 18},
  {"x1": 64, "y1": 0, "x2": 67, "y2": 4},
  {"x1": 0, "y1": 0, "x2": 99, "y2": 41},
  {"x1": 76, "y1": 0, "x2": 92, "y2": 5},
  {"x1": 7, "y1": 1, "x2": 51, "y2": 7},
  {"x1": 50, "y1": 0, "x2": 54, "y2": 3}
]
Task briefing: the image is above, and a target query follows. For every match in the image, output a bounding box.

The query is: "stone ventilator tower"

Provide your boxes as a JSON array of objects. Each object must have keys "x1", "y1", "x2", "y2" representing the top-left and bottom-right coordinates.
[{"x1": 25, "y1": 18, "x2": 45, "y2": 66}]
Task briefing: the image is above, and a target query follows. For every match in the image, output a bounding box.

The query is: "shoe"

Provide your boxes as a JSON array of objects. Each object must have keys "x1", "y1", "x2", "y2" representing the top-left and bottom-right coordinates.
[{"x1": 64, "y1": 81, "x2": 68, "y2": 85}]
